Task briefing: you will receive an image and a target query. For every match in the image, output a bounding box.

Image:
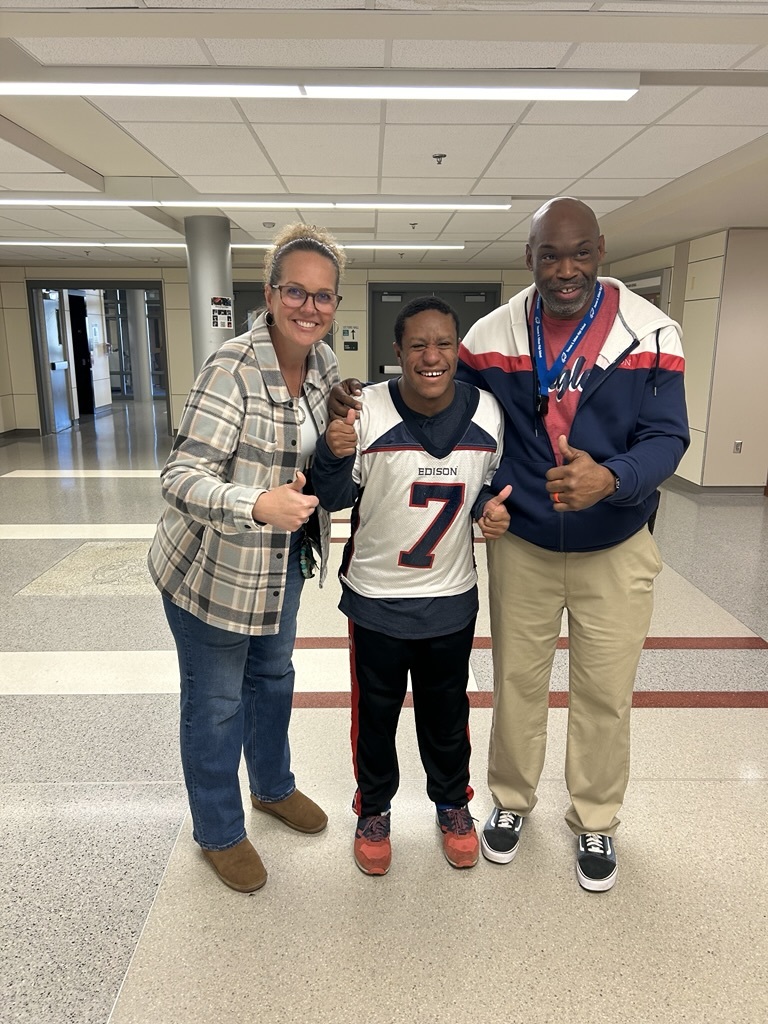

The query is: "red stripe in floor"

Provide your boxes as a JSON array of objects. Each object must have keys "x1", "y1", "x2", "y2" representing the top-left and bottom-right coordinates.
[
  {"x1": 293, "y1": 691, "x2": 768, "y2": 709},
  {"x1": 295, "y1": 636, "x2": 768, "y2": 650}
]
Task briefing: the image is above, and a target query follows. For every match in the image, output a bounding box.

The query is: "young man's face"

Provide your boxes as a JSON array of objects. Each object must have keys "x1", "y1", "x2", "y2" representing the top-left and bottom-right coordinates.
[{"x1": 395, "y1": 309, "x2": 459, "y2": 416}]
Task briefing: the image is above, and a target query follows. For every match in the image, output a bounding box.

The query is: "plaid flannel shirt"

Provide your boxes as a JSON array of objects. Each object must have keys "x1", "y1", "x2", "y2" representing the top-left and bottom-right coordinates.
[{"x1": 148, "y1": 313, "x2": 339, "y2": 634}]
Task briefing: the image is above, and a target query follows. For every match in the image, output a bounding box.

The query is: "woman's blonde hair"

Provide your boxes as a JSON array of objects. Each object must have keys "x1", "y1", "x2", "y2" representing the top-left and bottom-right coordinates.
[{"x1": 264, "y1": 223, "x2": 346, "y2": 290}]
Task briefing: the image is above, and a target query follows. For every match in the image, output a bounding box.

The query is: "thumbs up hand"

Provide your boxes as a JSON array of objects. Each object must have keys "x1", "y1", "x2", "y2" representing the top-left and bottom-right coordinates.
[
  {"x1": 325, "y1": 407, "x2": 359, "y2": 458},
  {"x1": 545, "y1": 434, "x2": 617, "y2": 511},
  {"x1": 477, "y1": 483, "x2": 512, "y2": 540},
  {"x1": 252, "y1": 469, "x2": 319, "y2": 532}
]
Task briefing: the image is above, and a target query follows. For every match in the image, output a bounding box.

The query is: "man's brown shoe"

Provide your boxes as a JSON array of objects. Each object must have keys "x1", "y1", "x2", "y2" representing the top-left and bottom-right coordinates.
[
  {"x1": 250, "y1": 789, "x2": 328, "y2": 834},
  {"x1": 202, "y1": 838, "x2": 267, "y2": 893}
]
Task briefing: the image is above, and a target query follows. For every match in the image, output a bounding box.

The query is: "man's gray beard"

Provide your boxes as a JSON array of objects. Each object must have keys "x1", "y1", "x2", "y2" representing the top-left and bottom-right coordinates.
[{"x1": 544, "y1": 282, "x2": 595, "y2": 318}]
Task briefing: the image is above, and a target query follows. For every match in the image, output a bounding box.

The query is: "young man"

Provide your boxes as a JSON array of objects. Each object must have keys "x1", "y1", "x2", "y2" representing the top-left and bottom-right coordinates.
[{"x1": 312, "y1": 296, "x2": 509, "y2": 876}]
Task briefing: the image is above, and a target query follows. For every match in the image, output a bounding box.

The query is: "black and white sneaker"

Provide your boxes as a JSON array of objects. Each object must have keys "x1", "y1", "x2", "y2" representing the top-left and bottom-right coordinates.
[
  {"x1": 576, "y1": 833, "x2": 618, "y2": 892},
  {"x1": 480, "y1": 808, "x2": 524, "y2": 864}
]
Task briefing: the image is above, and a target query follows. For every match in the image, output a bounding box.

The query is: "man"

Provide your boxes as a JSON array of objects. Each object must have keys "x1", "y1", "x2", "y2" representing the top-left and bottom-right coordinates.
[
  {"x1": 457, "y1": 197, "x2": 689, "y2": 891},
  {"x1": 313, "y1": 296, "x2": 510, "y2": 876}
]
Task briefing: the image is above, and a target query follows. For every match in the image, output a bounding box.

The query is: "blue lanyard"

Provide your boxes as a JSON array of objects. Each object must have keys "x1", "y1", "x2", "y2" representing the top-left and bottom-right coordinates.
[{"x1": 533, "y1": 282, "x2": 604, "y2": 399}]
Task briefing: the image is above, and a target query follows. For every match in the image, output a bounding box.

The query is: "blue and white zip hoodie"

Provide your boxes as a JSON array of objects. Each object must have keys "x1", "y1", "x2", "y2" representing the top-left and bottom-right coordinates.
[{"x1": 456, "y1": 277, "x2": 689, "y2": 553}]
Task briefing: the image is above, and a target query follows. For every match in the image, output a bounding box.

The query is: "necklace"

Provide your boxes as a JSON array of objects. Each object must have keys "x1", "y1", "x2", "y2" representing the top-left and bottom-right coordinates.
[{"x1": 280, "y1": 360, "x2": 307, "y2": 425}]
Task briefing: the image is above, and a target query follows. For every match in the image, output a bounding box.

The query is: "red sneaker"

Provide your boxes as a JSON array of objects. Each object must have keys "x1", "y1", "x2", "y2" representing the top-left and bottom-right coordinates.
[
  {"x1": 437, "y1": 805, "x2": 479, "y2": 869},
  {"x1": 354, "y1": 813, "x2": 392, "y2": 876}
]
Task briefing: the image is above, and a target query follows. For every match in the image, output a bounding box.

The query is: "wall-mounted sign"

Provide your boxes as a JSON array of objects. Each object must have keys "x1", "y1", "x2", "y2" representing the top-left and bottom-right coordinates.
[
  {"x1": 341, "y1": 325, "x2": 359, "y2": 344},
  {"x1": 211, "y1": 295, "x2": 233, "y2": 329}
]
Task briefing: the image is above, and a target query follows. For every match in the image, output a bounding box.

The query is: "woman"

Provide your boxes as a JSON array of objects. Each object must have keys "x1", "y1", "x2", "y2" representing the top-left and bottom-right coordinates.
[{"x1": 148, "y1": 224, "x2": 345, "y2": 893}]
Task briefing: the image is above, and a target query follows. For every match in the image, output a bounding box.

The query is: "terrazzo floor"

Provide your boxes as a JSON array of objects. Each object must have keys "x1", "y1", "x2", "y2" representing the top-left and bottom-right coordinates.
[{"x1": 1, "y1": 401, "x2": 766, "y2": 1024}]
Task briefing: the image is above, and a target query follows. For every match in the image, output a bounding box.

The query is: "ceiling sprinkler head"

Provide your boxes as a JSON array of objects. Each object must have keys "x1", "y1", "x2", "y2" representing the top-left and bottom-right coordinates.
[
  {"x1": 409, "y1": 222, "x2": 417, "y2": 230},
  {"x1": 432, "y1": 153, "x2": 446, "y2": 165},
  {"x1": 263, "y1": 221, "x2": 275, "y2": 228}
]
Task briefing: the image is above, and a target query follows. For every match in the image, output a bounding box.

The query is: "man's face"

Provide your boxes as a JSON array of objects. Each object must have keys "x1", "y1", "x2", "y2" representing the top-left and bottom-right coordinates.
[
  {"x1": 525, "y1": 206, "x2": 605, "y2": 319},
  {"x1": 395, "y1": 309, "x2": 458, "y2": 415}
]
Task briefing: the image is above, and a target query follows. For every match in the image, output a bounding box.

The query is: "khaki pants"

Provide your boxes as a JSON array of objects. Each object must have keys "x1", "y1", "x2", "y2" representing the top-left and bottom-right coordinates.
[{"x1": 486, "y1": 527, "x2": 662, "y2": 836}]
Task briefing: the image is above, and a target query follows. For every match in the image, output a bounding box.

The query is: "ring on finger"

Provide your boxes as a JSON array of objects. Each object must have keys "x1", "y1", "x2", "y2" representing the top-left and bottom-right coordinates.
[{"x1": 553, "y1": 492, "x2": 560, "y2": 503}]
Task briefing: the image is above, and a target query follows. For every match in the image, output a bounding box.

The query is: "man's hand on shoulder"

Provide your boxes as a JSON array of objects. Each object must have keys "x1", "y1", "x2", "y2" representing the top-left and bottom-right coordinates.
[{"x1": 329, "y1": 379, "x2": 364, "y2": 420}]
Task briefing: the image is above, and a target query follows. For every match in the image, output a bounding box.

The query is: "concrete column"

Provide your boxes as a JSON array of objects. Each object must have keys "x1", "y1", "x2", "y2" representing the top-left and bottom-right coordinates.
[
  {"x1": 125, "y1": 290, "x2": 152, "y2": 402},
  {"x1": 184, "y1": 215, "x2": 234, "y2": 373}
]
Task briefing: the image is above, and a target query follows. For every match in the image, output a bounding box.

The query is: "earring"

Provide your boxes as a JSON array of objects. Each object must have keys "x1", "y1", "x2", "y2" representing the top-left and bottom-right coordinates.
[
  {"x1": 332, "y1": 319, "x2": 339, "y2": 337},
  {"x1": 265, "y1": 311, "x2": 275, "y2": 327}
]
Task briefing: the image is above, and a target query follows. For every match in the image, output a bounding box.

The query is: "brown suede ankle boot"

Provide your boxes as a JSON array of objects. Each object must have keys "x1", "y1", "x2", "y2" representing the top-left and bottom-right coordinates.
[
  {"x1": 250, "y1": 789, "x2": 328, "y2": 834},
  {"x1": 202, "y1": 838, "x2": 267, "y2": 892}
]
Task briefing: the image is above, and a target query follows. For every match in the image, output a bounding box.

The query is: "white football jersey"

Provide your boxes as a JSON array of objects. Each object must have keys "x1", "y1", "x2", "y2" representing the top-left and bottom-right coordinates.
[{"x1": 340, "y1": 379, "x2": 504, "y2": 599}]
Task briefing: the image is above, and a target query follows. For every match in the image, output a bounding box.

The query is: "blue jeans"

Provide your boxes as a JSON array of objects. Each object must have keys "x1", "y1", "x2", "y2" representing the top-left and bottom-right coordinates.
[{"x1": 163, "y1": 535, "x2": 305, "y2": 850}]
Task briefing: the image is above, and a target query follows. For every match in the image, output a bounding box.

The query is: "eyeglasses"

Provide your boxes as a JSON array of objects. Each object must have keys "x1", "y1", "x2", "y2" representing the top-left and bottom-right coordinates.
[{"x1": 273, "y1": 284, "x2": 342, "y2": 312}]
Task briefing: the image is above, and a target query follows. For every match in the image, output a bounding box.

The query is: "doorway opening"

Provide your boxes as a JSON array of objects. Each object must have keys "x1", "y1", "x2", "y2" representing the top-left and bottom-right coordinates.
[{"x1": 27, "y1": 280, "x2": 170, "y2": 436}]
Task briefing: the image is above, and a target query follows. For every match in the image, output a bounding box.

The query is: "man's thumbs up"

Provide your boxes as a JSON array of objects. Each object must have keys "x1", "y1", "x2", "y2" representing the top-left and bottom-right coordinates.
[{"x1": 546, "y1": 435, "x2": 616, "y2": 511}]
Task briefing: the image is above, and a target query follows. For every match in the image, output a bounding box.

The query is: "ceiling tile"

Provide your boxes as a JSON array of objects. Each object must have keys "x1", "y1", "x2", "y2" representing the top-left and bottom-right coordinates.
[
  {"x1": 472, "y1": 177, "x2": 575, "y2": 196},
  {"x1": 183, "y1": 175, "x2": 285, "y2": 193},
  {"x1": 591, "y1": 125, "x2": 768, "y2": 177},
  {"x1": 256, "y1": 124, "x2": 381, "y2": 177},
  {"x1": 282, "y1": 176, "x2": 379, "y2": 194},
  {"x1": 488, "y1": 124, "x2": 640, "y2": 178},
  {"x1": 91, "y1": 98, "x2": 242, "y2": 123},
  {"x1": 440, "y1": 210, "x2": 533, "y2": 236},
  {"x1": 204, "y1": 38, "x2": 386, "y2": 67},
  {"x1": 659, "y1": 87, "x2": 768, "y2": 126},
  {"x1": 385, "y1": 100, "x2": 528, "y2": 126},
  {"x1": 240, "y1": 99, "x2": 380, "y2": 125},
  {"x1": 382, "y1": 124, "x2": 511, "y2": 177},
  {"x1": 391, "y1": 39, "x2": 572, "y2": 68},
  {"x1": 564, "y1": 42, "x2": 755, "y2": 70},
  {"x1": 143, "y1": 0, "x2": 362, "y2": 7},
  {"x1": 381, "y1": 177, "x2": 476, "y2": 194},
  {"x1": 376, "y1": 210, "x2": 453, "y2": 232},
  {"x1": 735, "y1": 46, "x2": 768, "y2": 70},
  {"x1": 15, "y1": 36, "x2": 209, "y2": 65},
  {"x1": 122, "y1": 122, "x2": 275, "y2": 175},
  {"x1": 602, "y1": 3, "x2": 768, "y2": 12},
  {"x1": 569, "y1": 178, "x2": 673, "y2": 197}
]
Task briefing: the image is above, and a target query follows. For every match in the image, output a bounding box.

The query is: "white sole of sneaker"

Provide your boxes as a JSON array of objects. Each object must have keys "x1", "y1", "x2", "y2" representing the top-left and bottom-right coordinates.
[
  {"x1": 480, "y1": 834, "x2": 520, "y2": 864},
  {"x1": 576, "y1": 863, "x2": 618, "y2": 892}
]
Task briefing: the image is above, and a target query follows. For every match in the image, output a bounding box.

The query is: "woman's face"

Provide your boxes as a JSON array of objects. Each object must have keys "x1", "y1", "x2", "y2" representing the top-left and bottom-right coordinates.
[{"x1": 265, "y1": 250, "x2": 339, "y2": 350}]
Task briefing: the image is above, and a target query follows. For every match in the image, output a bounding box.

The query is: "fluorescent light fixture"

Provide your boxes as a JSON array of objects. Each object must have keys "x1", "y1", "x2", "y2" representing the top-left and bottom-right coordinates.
[
  {"x1": 0, "y1": 72, "x2": 638, "y2": 102},
  {"x1": 0, "y1": 198, "x2": 510, "y2": 212},
  {"x1": 338, "y1": 203, "x2": 507, "y2": 211},
  {"x1": 0, "y1": 199, "x2": 160, "y2": 207},
  {"x1": 233, "y1": 243, "x2": 465, "y2": 251},
  {"x1": 343, "y1": 243, "x2": 464, "y2": 250},
  {"x1": 0, "y1": 241, "x2": 185, "y2": 247},
  {"x1": 0, "y1": 82, "x2": 302, "y2": 98},
  {"x1": 306, "y1": 86, "x2": 636, "y2": 102},
  {"x1": 164, "y1": 201, "x2": 505, "y2": 211},
  {"x1": 161, "y1": 201, "x2": 337, "y2": 210},
  {"x1": 0, "y1": 241, "x2": 464, "y2": 251}
]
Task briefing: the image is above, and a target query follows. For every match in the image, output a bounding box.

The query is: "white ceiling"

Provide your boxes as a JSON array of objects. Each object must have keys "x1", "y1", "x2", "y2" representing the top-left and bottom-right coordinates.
[{"x1": 0, "y1": 0, "x2": 767, "y2": 270}]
